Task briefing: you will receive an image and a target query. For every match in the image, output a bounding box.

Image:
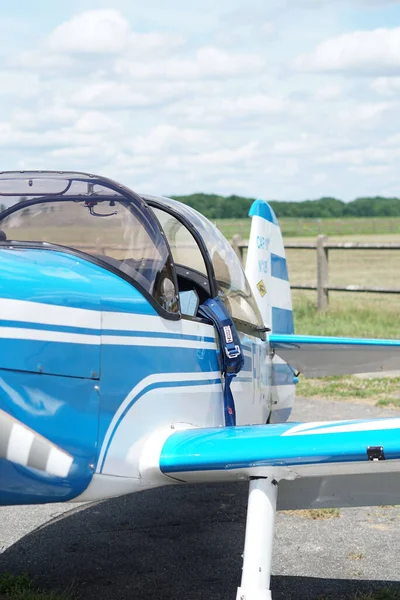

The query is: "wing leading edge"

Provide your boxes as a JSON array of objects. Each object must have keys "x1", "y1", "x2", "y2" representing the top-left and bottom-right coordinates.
[
  {"x1": 159, "y1": 418, "x2": 400, "y2": 482},
  {"x1": 269, "y1": 333, "x2": 400, "y2": 377}
]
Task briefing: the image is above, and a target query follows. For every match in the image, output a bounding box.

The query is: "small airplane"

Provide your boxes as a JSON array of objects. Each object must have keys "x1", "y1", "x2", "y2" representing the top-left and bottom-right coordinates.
[{"x1": 1, "y1": 171, "x2": 400, "y2": 600}]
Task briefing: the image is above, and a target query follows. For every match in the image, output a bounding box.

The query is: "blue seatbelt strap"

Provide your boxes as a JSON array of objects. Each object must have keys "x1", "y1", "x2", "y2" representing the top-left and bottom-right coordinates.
[{"x1": 199, "y1": 297, "x2": 244, "y2": 426}]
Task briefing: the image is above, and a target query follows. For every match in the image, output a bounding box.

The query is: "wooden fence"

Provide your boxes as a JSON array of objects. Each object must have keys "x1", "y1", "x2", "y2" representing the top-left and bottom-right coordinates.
[
  {"x1": 68, "y1": 236, "x2": 400, "y2": 313},
  {"x1": 231, "y1": 234, "x2": 400, "y2": 312}
]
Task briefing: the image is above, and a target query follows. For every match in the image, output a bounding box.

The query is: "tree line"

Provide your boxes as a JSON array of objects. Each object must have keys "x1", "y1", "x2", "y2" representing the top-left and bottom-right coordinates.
[
  {"x1": 2, "y1": 196, "x2": 400, "y2": 220},
  {"x1": 171, "y1": 194, "x2": 400, "y2": 219}
]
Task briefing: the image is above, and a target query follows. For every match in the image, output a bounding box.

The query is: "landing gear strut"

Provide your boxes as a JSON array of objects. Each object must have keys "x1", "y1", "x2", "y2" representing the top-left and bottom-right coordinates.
[{"x1": 236, "y1": 477, "x2": 278, "y2": 600}]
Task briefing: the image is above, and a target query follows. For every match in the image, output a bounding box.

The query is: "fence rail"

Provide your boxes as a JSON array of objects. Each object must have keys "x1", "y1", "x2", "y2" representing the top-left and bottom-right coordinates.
[
  {"x1": 231, "y1": 234, "x2": 400, "y2": 311},
  {"x1": 66, "y1": 236, "x2": 400, "y2": 313}
]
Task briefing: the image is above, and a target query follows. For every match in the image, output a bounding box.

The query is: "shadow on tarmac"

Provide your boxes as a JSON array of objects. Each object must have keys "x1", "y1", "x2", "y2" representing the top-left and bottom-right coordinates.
[{"x1": 1, "y1": 483, "x2": 399, "y2": 600}]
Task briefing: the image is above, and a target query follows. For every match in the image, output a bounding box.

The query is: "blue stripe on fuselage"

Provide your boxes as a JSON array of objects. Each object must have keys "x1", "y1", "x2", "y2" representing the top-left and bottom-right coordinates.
[{"x1": 0, "y1": 339, "x2": 99, "y2": 379}]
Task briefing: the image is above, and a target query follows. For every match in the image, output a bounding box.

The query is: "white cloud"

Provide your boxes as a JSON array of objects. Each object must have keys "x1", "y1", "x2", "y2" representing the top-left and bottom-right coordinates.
[
  {"x1": 124, "y1": 32, "x2": 185, "y2": 57},
  {"x1": 12, "y1": 50, "x2": 74, "y2": 70},
  {"x1": 48, "y1": 10, "x2": 131, "y2": 54},
  {"x1": 69, "y1": 81, "x2": 155, "y2": 109},
  {"x1": 115, "y1": 46, "x2": 265, "y2": 80},
  {"x1": 336, "y1": 101, "x2": 396, "y2": 129},
  {"x1": 166, "y1": 93, "x2": 300, "y2": 126},
  {"x1": 371, "y1": 76, "x2": 400, "y2": 96},
  {"x1": 294, "y1": 27, "x2": 400, "y2": 75},
  {"x1": 317, "y1": 145, "x2": 400, "y2": 166},
  {"x1": 73, "y1": 111, "x2": 120, "y2": 133},
  {"x1": 68, "y1": 79, "x2": 207, "y2": 109},
  {"x1": 188, "y1": 142, "x2": 259, "y2": 166},
  {"x1": 0, "y1": 71, "x2": 41, "y2": 98},
  {"x1": 12, "y1": 105, "x2": 78, "y2": 130},
  {"x1": 2, "y1": 3, "x2": 400, "y2": 200},
  {"x1": 349, "y1": 164, "x2": 391, "y2": 175},
  {"x1": 270, "y1": 135, "x2": 323, "y2": 155},
  {"x1": 313, "y1": 83, "x2": 344, "y2": 101},
  {"x1": 126, "y1": 124, "x2": 211, "y2": 155}
]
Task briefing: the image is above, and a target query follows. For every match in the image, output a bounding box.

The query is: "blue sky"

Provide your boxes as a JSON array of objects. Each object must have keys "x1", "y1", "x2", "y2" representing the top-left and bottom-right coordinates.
[{"x1": 1, "y1": 1, "x2": 400, "y2": 200}]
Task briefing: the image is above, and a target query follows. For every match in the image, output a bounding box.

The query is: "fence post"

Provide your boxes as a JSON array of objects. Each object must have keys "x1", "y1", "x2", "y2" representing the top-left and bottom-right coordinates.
[
  {"x1": 316, "y1": 234, "x2": 329, "y2": 311},
  {"x1": 95, "y1": 237, "x2": 106, "y2": 255},
  {"x1": 232, "y1": 234, "x2": 244, "y2": 264}
]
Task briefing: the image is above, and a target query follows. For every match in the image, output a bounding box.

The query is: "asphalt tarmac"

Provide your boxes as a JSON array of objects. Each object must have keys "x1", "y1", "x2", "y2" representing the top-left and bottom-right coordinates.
[{"x1": 1, "y1": 397, "x2": 400, "y2": 600}]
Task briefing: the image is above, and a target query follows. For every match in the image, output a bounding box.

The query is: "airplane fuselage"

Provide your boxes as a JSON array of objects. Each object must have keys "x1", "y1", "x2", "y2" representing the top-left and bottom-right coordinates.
[{"x1": 0, "y1": 246, "x2": 275, "y2": 506}]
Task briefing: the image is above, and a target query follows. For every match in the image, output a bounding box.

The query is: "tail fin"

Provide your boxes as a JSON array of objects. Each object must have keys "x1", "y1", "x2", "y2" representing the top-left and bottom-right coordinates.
[
  {"x1": 245, "y1": 199, "x2": 296, "y2": 423},
  {"x1": 245, "y1": 199, "x2": 293, "y2": 334}
]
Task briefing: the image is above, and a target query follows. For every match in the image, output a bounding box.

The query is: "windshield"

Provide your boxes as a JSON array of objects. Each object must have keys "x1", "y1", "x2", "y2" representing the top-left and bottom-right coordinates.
[
  {"x1": 146, "y1": 196, "x2": 263, "y2": 329},
  {"x1": 0, "y1": 175, "x2": 179, "y2": 316},
  {"x1": 151, "y1": 207, "x2": 208, "y2": 277}
]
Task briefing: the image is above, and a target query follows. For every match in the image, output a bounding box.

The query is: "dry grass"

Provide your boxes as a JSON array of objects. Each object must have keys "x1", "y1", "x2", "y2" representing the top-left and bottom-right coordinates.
[
  {"x1": 296, "y1": 375, "x2": 400, "y2": 407},
  {"x1": 284, "y1": 508, "x2": 341, "y2": 520},
  {"x1": 286, "y1": 233, "x2": 400, "y2": 301},
  {"x1": 348, "y1": 552, "x2": 365, "y2": 561},
  {"x1": 287, "y1": 233, "x2": 400, "y2": 405}
]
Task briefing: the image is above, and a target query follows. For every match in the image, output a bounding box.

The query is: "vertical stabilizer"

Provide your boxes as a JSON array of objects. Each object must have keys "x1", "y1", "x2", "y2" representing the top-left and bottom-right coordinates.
[
  {"x1": 245, "y1": 199, "x2": 293, "y2": 334},
  {"x1": 245, "y1": 199, "x2": 296, "y2": 423}
]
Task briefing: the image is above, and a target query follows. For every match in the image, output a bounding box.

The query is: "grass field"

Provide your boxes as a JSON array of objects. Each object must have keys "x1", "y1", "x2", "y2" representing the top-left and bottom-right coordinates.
[
  {"x1": 283, "y1": 231, "x2": 400, "y2": 406},
  {"x1": 216, "y1": 217, "x2": 400, "y2": 239},
  {"x1": 0, "y1": 573, "x2": 70, "y2": 600}
]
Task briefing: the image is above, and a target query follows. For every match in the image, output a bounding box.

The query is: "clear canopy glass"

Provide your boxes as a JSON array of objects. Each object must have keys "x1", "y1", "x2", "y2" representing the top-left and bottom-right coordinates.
[
  {"x1": 146, "y1": 196, "x2": 264, "y2": 329},
  {"x1": 0, "y1": 173, "x2": 179, "y2": 315},
  {"x1": 0, "y1": 172, "x2": 264, "y2": 329}
]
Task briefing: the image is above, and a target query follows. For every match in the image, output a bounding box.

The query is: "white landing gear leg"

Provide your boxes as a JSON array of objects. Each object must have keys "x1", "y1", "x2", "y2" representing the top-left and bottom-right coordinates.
[{"x1": 236, "y1": 477, "x2": 278, "y2": 600}]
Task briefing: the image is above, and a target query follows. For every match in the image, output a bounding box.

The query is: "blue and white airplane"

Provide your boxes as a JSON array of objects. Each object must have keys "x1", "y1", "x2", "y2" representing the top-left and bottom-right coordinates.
[{"x1": 0, "y1": 171, "x2": 400, "y2": 600}]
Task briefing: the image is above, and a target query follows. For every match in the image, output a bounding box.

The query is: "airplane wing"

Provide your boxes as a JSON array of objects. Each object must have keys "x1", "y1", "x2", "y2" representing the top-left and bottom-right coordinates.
[
  {"x1": 158, "y1": 418, "x2": 400, "y2": 483},
  {"x1": 269, "y1": 333, "x2": 400, "y2": 377},
  {"x1": 151, "y1": 418, "x2": 400, "y2": 599}
]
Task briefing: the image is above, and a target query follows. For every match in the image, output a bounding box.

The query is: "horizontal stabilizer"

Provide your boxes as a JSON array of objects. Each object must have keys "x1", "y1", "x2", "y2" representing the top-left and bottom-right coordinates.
[
  {"x1": 269, "y1": 334, "x2": 400, "y2": 377},
  {"x1": 159, "y1": 418, "x2": 400, "y2": 483}
]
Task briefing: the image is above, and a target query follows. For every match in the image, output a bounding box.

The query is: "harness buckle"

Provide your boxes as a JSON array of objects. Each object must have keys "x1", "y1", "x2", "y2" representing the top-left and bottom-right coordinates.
[{"x1": 225, "y1": 345, "x2": 241, "y2": 360}]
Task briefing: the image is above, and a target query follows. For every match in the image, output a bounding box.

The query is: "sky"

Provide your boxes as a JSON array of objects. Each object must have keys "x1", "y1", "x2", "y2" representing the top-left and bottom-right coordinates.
[{"x1": 1, "y1": 1, "x2": 400, "y2": 201}]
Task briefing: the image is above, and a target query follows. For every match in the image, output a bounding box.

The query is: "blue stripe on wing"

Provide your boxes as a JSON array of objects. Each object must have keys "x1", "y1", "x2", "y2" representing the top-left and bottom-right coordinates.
[{"x1": 270, "y1": 334, "x2": 400, "y2": 347}]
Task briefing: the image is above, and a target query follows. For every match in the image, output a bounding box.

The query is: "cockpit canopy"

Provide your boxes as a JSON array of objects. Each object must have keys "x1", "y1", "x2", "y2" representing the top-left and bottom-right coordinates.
[{"x1": 0, "y1": 172, "x2": 263, "y2": 335}]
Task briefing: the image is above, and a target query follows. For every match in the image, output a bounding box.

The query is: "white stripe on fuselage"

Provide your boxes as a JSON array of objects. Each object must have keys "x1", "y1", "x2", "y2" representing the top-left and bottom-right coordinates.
[
  {"x1": 0, "y1": 327, "x2": 216, "y2": 349},
  {"x1": 102, "y1": 312, "x2": 215, "y2": 337},
  {"x1": 0, "y1": 298, "x2": 101, "y2": 329},
  {"x1": 0, "y1": 327, "x2": 100, "y2": 345},
  {"x1": 0, "y1": 299, "x2": 216, "y2": 343},
  {"x1": 102, "y1": 336, "x2": 216, "y2": 350},
  {"x1": 97, "y1": 371, "x2": 222, "y2": 471}
]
